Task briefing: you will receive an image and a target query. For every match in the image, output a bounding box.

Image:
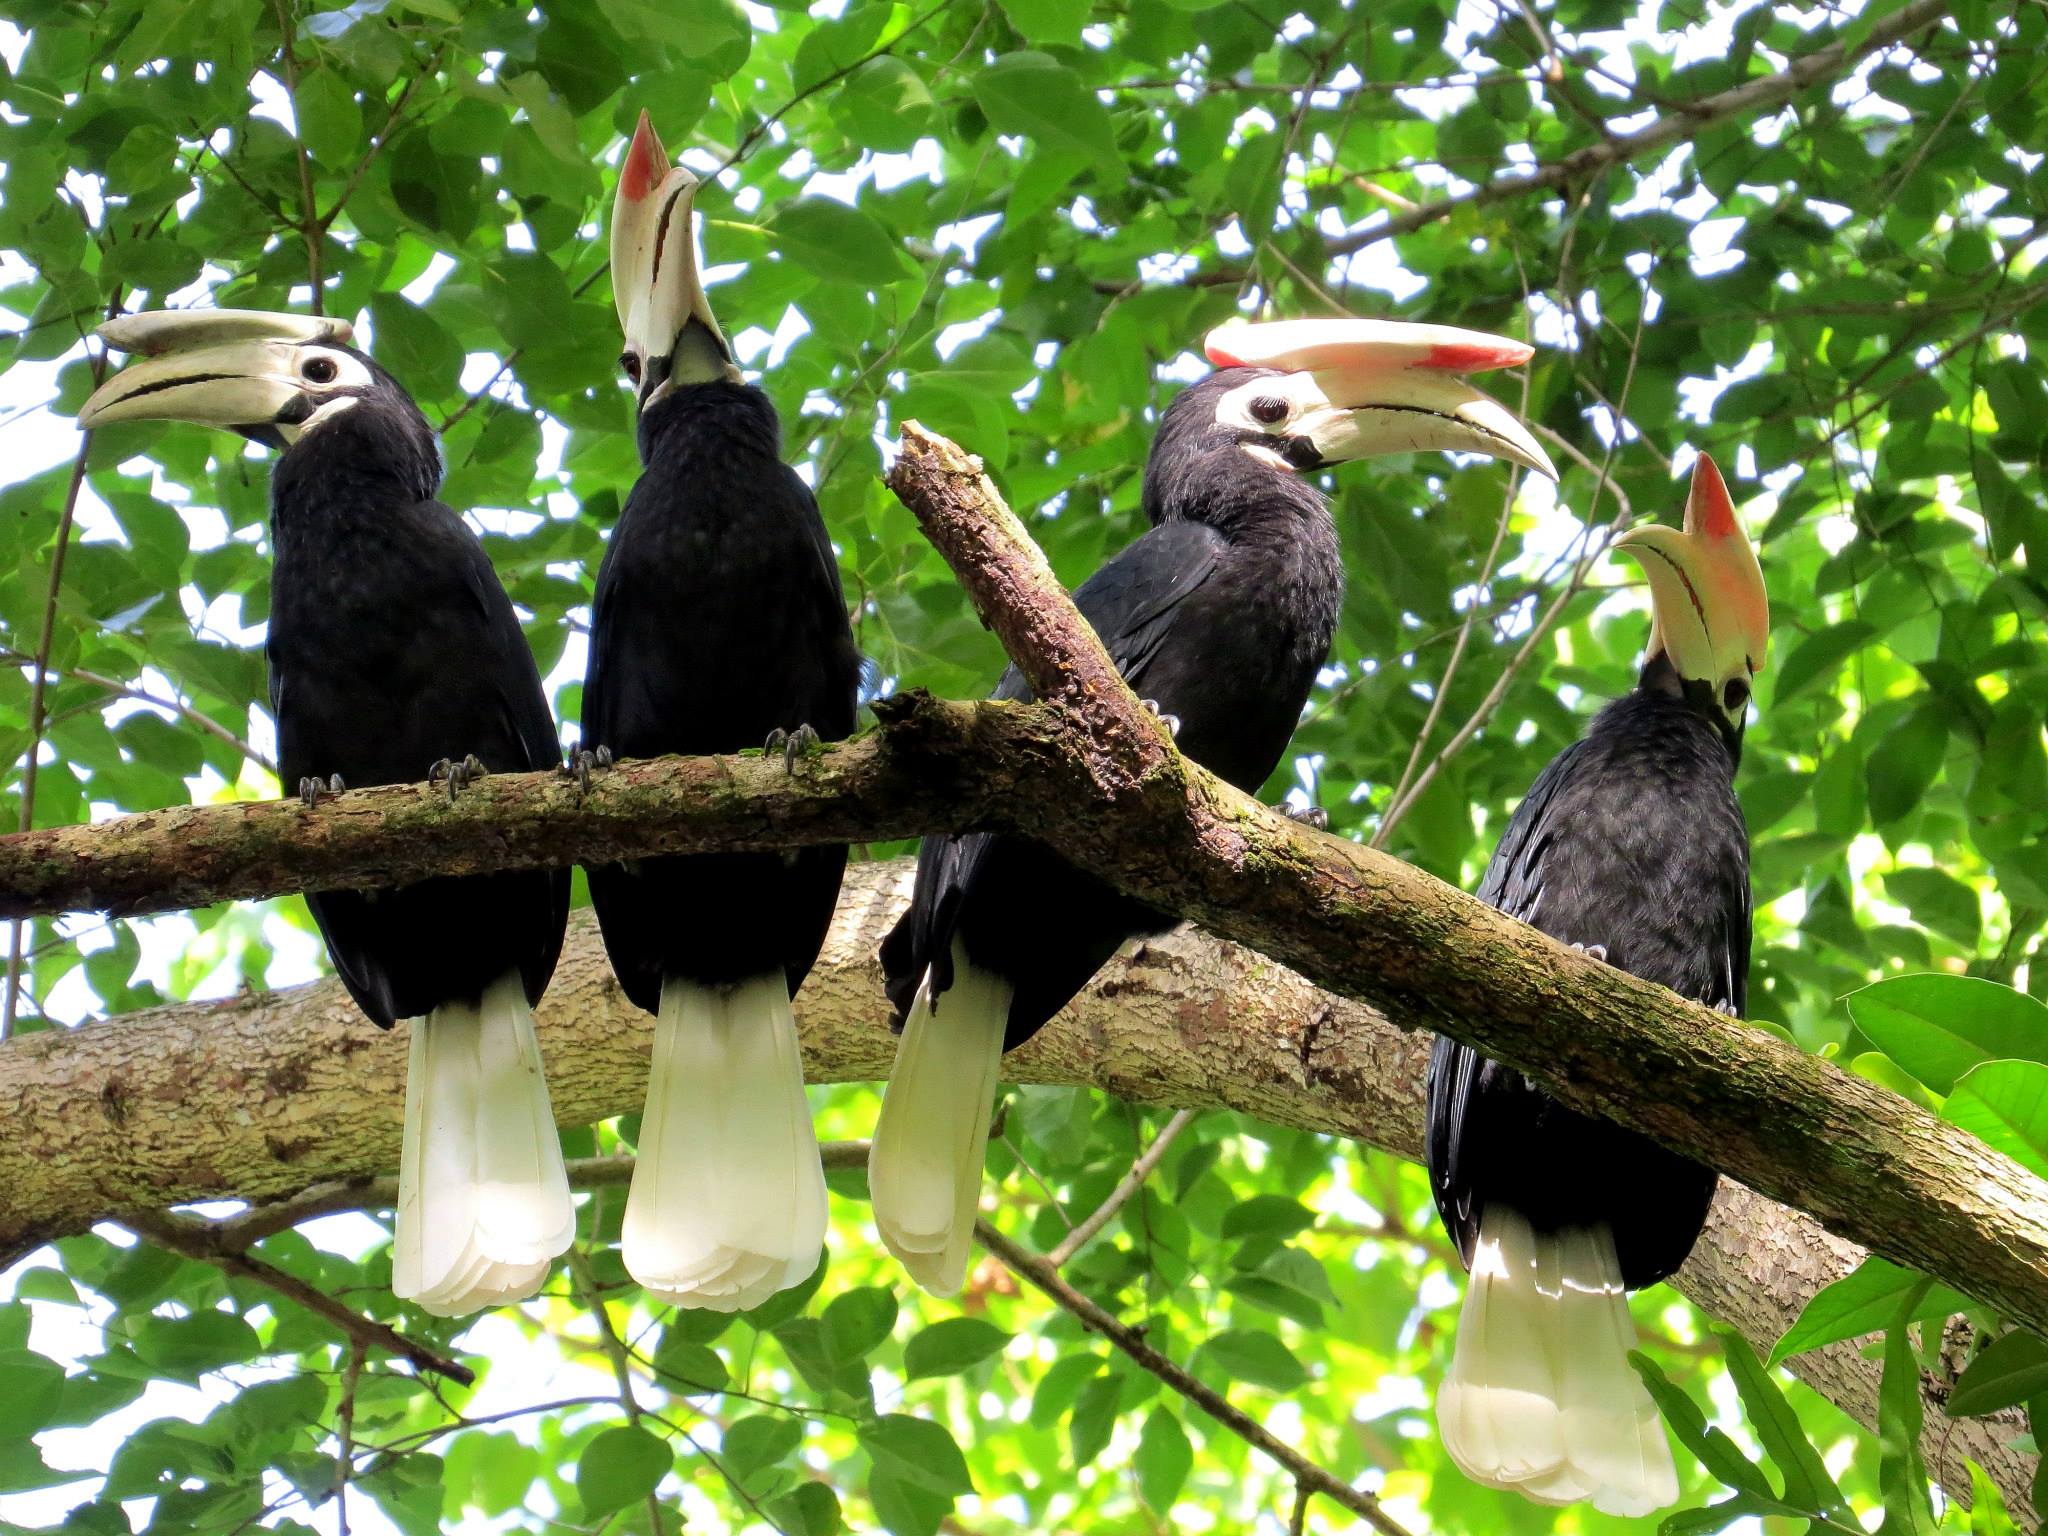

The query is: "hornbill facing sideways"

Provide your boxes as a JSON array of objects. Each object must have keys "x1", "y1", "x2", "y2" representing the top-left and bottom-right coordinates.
[
  {"x1": 79, "y1": 310, "x2": 574, "y2": 1317},
  {"x1": 1426, "y1": 453, "x2": 1769, "y2": 1516},
  {"x1": 873, "y1": 318, "x2": 1557, "y2": 1295},
  {"x1": 580, "y1": 114, "x2": 861, "y2": 1311}
]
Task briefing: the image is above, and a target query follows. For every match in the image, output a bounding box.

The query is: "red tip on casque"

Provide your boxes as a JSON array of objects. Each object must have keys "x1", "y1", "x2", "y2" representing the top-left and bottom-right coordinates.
[
  {"x1": 1204, "y1": 340, "x2": 1246, "y2": 367},
  {"x1": 1421, "y1": 339, "x2": 1535, "y2": 372},
  {"x1": 1686, "y1": 451, "x2": 1738, "y2": 539},
  {"x1": 621, "y1": 110, "x2": 670, "y2": 203}
]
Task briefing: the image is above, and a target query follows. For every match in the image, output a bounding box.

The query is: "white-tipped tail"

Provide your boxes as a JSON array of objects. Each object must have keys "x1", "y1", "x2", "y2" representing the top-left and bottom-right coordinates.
[
  {"x1": 868, "y1": 942, "x2": 1011, "y2": 1296},
  {"x1": 1437, "y1": 1208, "x2": 1677, "y2": 1518},
  {"x1": 392, "y1": 971, "x2": 575, "y2": 1318},
  {"x1": 622, "y1": 974, "x2": 826, "y2": 1313}
]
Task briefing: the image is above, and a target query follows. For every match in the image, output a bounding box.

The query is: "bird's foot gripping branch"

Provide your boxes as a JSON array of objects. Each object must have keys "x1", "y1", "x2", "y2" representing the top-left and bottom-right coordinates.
[{"x1": 2, "y1": 423, "x2": 2046, "y2": 1516}]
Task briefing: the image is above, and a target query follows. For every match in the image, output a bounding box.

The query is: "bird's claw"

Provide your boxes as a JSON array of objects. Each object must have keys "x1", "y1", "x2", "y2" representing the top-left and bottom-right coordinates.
[
  {"x1": 427, "y1": 753, "x2": 487, "y2": 801},
  {"x1": 1282, "y1": 804, "x2": 1329, "y2": 831},
  {"x1": 1568, "y1": 942, "x2": 1610, "y2": 963},
  {"x1": 561, "y1": 745, "x2": 613, "y2": 796},
  {"x1": 298, "y1": 772, "x2": 345, "y2": 808},
  {"x1": 765, "y1": 723, "x2": 820, "y2": 774},
  {"x1": 1139, "y1": 699, "x2": 1181, "y2": 739}
]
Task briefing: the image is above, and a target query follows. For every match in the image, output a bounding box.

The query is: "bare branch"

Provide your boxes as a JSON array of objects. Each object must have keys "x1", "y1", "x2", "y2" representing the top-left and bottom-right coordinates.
[
  {"x1": 1045, "y1": 1108, "x2": 1197, "y2": 1269},
  {"x1": 975, "y1": 1216, "x2": 1412, "y2": 1536},
  {"x1": 1321, "y1": 0, "x2": 1951, "y2": 259},
  {"x1": 121, "y1": 1207, "x2": 473, "y2": 1384}
]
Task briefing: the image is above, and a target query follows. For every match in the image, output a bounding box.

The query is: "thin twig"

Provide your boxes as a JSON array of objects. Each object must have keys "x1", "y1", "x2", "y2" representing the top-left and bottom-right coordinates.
[
  {"x1": 1374, "y1": 281, "x2": 1648, "y2": 844},
  {"x1": 121, "y1": 1208, "x2": 473, "y2": 1383},
  {"x1": 4, "y1": 342, "x2": 107, "y2": 1041},
  {"x1": 1046, "y1": 1109, "x2": 1197, "y2": 1269},
  {"x1": 976, "y1": 1218, "x2": 1412, "y2": 1536},
  {"x1": 1, "y1": 653, "x2": 272, "y2": 771},
  {"x1": 319, "y1": 49, "x2": 443, "y2": 232},
  {"x1": 568, "y1": 1212, "x2": 666, "y2": 1536},
  {"x1": 268, "y1": 0, "x2": 324, "y2": 312},
  {"x1": 334, "y1": 1340, "x2": 365, "y2": 1536},
  {"x1": 1321, "y1": 0, "x2": 1950, "y2": 259}
]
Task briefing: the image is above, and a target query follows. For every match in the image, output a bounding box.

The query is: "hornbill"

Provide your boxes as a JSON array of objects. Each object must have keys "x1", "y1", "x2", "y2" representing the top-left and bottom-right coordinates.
[
  {"x1": 79, "y1": 309, "x2": 574, "y2": 1317},
  {"x1": 872, "y1": 318, "x2": 1557, "y2": 1295},
  {"x1": 581, "y1": 114, "x2": 861, "y2": 1311},
  {"x1": 1425, "y1": 452, "x2": 1768, "y2": 1516}
]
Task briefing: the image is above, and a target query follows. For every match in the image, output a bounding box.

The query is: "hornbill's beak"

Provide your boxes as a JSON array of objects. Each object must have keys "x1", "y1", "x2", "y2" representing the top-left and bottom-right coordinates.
[
  {"x1": 77, "y1": 310, "x2": 357, "y2": 435},
  {"x1": 1611, "y1": 452, "x2": 1770, "y2": 686},
  {"x1": 1205, "y1": 317, "x2": 1556, "y2": 480},
  {"x1": 611, "y1": 110, "x2": 736, "y2": 405}
]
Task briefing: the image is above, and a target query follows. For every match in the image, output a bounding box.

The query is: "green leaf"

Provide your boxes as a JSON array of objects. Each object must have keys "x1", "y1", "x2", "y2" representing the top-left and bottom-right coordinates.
[
  {"x1": 1000, "y1": 0, "x2": 1089, "y2": 46},
  {"x1": 1198, "y1": 1329, "x2": 1306, "y2": 1392},
  {"x1": 132, "y1": 1311, "x2": 262, "y2": 1379},
  {"x1": 1883, "y1": 867, "x2": 1982, "y2": 948},
  {"x1": 1220, "y1": 1195, "x2": 1315, "y2": 1242},
  {"x1": 822, "y1": 1285, "x2": 898, "y2": 1364},
  {"x1": 903, "y1": 1318, "x2": 1010, "y2": 1379},
  {"x1": 1945, "y1": 1060, "x2": 2048, "y2": 1182},
  {"x1": 1068, "y1": 1373, "x2": 1121, "y2": 1466},
  {"x1": 1134, "y1": 1407, "x2": 1192, "y2": 1510},
  {"x1": 843, "y1": 57, "x2": 934, "y2": 153},
  {"x1": 1877, "y1": 1283, "x2": 1938, "y2": 1533},
  {"x1": 973, "y1": 52, "x2": 1121, "y2": 181},
  {"x1": 767, "y1": 1481, "x2": 841, "y2": 1536},
  {"x1": 1847, "y1": 974, "x2": 2048, "y2": 1094},
  {"x1": 1630, "y1": 1352, "x2": 1774, "y2": 1500},
  {"x1": 1865, "y1": 705, "x2": 1949, "y2": 825},
  {"x1": 859, "y1": 1415, "x2": 974, "y2": 1497},
  {"x1": 1771, "y1": 1256, "x2": 1970, "y2": 1365},
  {"x1": 575, "y1": 1426, "x2": 670, "y2": 1517},
  {"x1": 1719, "y1": 1332, "x2": 1850, "y2": 1519},
  {"x1": 366, "y1": 292, "x2": 464, "y2": 401},
  {"x1": 722, "y1": 1415, "x2": 802, "y2": 1479},
  {"x1": 1947, "y1": 1331, "x2": 2048, "y2": 1418},
  {"x1": 294, "y1": 68, "x2": 362, "y2": 169},
  {"x1": 767, "y1": 198, "x2": 913, "y2": 288},
  {"x1": 0, "y1": 1350, "x2": 66, "y2": 1437}
]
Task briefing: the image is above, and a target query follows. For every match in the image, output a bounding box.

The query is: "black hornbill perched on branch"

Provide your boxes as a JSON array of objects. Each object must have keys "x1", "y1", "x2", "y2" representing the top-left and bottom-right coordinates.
[
  {"x1": 1426, "y1": 452, "x2": 1769, "y2": 1516},
  {"x1": 872, "y1": 318, "x2": 1558, "y2": 1294},
  {"x1": 580, "y1": 114, "x2": 861, "y2": 1311},
  {"x1": 79, "y1": 309, "x2": 572, "y2": 1317}
]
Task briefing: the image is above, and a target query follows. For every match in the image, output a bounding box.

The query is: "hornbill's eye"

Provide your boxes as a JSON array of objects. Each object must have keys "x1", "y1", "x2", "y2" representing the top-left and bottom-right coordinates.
[
  {"x1": 1249, "y1": 395, "x2": 1290, "y2": 425},
  {"x1": 1723, "y1": 676, "x2": 1750, "y2": 713},
  {"x1": 621, "y1": 352, "x2": 643, "y2": 384},
  {"x1": 301, "y1": 356, "x2": 338, "y2": 385}
]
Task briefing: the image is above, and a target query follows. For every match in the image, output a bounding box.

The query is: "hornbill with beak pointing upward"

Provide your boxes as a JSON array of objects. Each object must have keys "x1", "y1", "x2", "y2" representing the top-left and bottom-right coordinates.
[
  {"x1": 78, "y1": 309, "x2": 574, "y2": 1317},
  {"x1": 1426, "y1": 452, "x2": 1769, "y2": 1516},
  {"x1": 872, "y1": 317, "x2": 1557, "y2": 1295},
  {"x1": 581, "y1": 115, "x2": 861, "y2": 1311}
]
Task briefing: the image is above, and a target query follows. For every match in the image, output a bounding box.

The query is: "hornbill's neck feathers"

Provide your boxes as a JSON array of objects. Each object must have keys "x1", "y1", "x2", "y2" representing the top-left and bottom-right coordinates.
[
  {"x1": 1612, "y1": 451, "x2": 1769, "y2": 751},
  {"x1": 612, "y1": 111, "x2": 739, "y2": 412},
  {"x1": 78, "y1": 308, "x2": 439, "y2": 498}
]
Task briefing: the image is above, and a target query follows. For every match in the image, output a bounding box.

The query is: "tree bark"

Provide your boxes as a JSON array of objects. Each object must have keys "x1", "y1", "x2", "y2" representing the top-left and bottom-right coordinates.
[
  {"x1": 0, "y1": 858, "x2": 2027, "y2": 1517},
  {"x1": 13, "y1": 424, "x2": 2043, "y2": 1353}
]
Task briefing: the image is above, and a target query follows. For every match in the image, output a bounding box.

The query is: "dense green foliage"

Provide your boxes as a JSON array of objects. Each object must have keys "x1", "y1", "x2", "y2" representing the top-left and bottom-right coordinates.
[{"x1": 1, "y1": 0, "x2": 2043, "y2": 1531}]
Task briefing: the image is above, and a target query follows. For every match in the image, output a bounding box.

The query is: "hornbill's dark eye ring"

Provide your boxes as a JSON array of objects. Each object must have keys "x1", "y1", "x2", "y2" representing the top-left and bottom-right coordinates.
[
  {"x1": 1249, "y1": 395, "x2": 1290, "y2": 425},
  {"x1": 1723, "y1": 676, "x2": 1750, "y2": 713},
  {"x1": 621, "y1": 352, "x2": 643, "y2": 383},
  {"x1": 301, "y1": 356, "x2": 338, "y2": 385}
]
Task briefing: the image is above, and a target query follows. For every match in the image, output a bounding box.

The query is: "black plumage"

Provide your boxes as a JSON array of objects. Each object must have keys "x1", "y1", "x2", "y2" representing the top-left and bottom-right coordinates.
[
  {"x1": 879, "y1": 368, "x2": 1344, "y2": 1049},
  {"x1": 265, "y1": 367, "x2": 569, "y2": 1026},
  {"x1": 580, "y1": 380, "x2": 861, "y2": 1011},
  {"x1": 1425, "y1": 650, "x2": 1748, "y2": 1291}
]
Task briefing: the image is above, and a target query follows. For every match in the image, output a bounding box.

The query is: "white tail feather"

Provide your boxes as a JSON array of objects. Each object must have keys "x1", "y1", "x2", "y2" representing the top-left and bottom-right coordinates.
[
  {"x1": 392, "y1": 972, "x2": 574, "y2": 1318},
  {"x1": 622, "y1": 974, "x2": 826, "y2": 1313},
  {"x1": 1437, "y1": 1208, "x2": 1677, "y2": 1518},
  {"x1": 868, "y1": 942, "x2": 1011, "y2": 1296}
]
